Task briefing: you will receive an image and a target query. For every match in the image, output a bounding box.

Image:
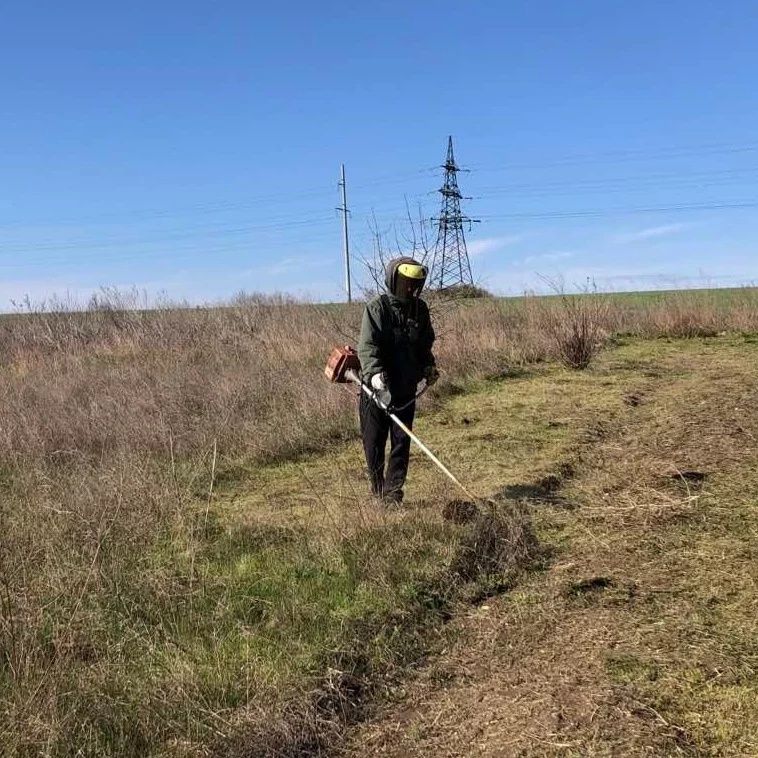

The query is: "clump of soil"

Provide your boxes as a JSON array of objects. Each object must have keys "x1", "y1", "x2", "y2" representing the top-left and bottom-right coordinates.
[
  {"x1": 671, "y1": 469, "x2": 708, "y2": 484},
  {"x1": 564, "y1": 575, "x2": 615, "y2": 597}
]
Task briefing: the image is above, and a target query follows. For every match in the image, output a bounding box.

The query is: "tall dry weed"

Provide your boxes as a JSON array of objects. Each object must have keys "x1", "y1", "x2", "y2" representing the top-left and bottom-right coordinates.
[{"x1": 528, "y1": 283, "x2": 611, "y2": 369}]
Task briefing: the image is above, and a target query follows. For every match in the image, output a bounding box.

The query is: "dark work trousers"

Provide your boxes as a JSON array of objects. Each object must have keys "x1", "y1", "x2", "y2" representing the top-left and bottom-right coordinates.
[{"x1": 359, "y1": 393, "x2": 416, "y2": 501}]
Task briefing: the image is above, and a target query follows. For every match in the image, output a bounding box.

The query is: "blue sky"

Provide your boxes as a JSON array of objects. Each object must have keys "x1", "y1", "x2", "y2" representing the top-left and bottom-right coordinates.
[{"x1": 2, "y1": 1, "x2": 758, "y2": 307}]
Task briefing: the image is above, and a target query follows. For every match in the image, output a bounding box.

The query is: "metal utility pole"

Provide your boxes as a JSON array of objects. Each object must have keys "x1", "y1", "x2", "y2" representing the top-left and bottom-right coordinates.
[
  {"x1": 337, "y1": 163, "x2": 352, "y2": 303},
  {"x1": 429, "y1": 136, "x2": 480, "y2": 290}
]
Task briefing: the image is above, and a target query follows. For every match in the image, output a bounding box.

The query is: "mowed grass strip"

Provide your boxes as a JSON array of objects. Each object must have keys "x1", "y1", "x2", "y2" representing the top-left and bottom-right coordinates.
[
  {"x1": 131, "y1": 359, "x2": 640, "y2": 755},
  {"x1": 346, "y1": 336, "x2": 757, "y2": 757}
]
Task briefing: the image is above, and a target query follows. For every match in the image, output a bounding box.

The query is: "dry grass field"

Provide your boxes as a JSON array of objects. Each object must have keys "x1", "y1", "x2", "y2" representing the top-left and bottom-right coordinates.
[{"x1": 0, "y1": 288, "x2": 756, "y2": 756}]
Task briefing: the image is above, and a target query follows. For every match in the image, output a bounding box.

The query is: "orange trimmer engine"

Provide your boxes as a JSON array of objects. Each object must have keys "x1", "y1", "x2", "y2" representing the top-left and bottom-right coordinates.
[{"x1": 324, "y1": 345, "x2": 361, "y2": 383}]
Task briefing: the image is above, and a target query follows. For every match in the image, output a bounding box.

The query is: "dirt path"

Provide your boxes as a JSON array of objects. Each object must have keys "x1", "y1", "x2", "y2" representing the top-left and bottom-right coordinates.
[{"x1": 344, "y1": 338, "x2": 758, "y2": 756}]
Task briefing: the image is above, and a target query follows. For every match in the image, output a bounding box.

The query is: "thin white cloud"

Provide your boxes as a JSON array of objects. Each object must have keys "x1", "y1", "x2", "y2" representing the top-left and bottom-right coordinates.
[
  {"x1": 484, "y1": 257, "x2": 758, "y2": 296},
  {"x1": 467, "y1": 234, "x2": 526, "y2": 258},
  {"x1": 520, "y1": 250, "x2": 574, "y2": 265},
  {"x1": 613, "y1": 223, "x2": 689, "y2": 244},
  {"x1": 242, "y1": 255, "x2": 333, "y2": 278}
]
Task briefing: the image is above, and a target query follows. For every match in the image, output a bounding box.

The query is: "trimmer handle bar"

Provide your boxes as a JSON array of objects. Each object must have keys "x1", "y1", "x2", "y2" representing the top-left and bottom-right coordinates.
[
  {"x1": 325, "y1": 346, "x2": 427, "y2": 411},
  {"x1": 324, "y1": 344, "x2": 475, "y2": 500}
]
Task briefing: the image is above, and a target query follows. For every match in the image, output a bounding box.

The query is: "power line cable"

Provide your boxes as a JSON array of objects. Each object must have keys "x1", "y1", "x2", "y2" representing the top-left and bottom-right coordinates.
[
  {"x1": 1, "y1": 216, "x2": 336, "y2": 253},
  {"x1": 0, "y1": 169, "x2": 434, "y2": 229},
  {"x1": 5, "y1": 140, "x2": 757, "y2": 230},
  {"x1": 475, "y1": 166, "x2": 758, "y2": 195},
  {"x1": 480, "y1": 199, "x2": 758, "y2": 221},
  {"x1": 0, "y1": 226, "x2": 345, "y2": 269},
  {"x1": 469, "y1": 141, "x2": 758, "y2": 172}
]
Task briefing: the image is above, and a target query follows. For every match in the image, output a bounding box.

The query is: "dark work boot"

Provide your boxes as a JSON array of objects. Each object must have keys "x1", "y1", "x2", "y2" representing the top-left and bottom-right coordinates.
[
  {"x1": 382, "y1": 488, "x2": 404, "y2": 506},
  {"x1": 369, "y1": 472, "x2": 385, "y2": 499}
]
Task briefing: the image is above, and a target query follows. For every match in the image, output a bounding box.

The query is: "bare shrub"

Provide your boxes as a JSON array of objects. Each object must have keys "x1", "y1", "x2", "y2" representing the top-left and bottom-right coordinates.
[
  {"x1": 432, "y1": 283, "x2": 493, "y2": 299},
  {"x1": 531, "y1": 281, "x2": 611, "y2": 369}
]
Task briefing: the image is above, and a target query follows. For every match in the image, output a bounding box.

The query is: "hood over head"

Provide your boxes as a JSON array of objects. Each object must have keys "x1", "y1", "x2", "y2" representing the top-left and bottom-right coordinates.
[{"x1": 384, "y1": 257, "x2": 428, "y2": 301}]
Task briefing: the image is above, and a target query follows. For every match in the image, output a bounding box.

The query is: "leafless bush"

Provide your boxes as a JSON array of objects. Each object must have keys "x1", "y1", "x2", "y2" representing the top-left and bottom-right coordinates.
[
  {"x1": 358, "y1": 204, "x2": 492, "y2": 323},
  {"x1": 532, "y1": 279, "x2": 611, "y2": 369},
  {"x1": 358, "y1": 204, "x2": 434, "y2": 296}
]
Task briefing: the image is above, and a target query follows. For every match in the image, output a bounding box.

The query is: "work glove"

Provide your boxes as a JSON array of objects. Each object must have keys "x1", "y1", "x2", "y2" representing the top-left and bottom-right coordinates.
[
  {"x1": 370, "y1": 372, "x2": 388, "y2": 392},
  {"x1": 370, "y1": 372, "x2": 392, "y2": 407}
]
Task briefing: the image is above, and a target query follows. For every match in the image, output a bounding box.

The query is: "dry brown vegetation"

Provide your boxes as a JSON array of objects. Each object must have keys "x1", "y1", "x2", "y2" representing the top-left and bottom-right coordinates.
[{"x1": 0, "y1": 287, "x2": 756, "y2": 755}]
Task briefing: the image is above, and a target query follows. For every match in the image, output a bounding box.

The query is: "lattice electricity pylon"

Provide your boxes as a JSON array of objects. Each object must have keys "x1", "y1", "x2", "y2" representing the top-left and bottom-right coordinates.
[{"x1": 429, "y1": 136, "x2": 480, "y2": 290}]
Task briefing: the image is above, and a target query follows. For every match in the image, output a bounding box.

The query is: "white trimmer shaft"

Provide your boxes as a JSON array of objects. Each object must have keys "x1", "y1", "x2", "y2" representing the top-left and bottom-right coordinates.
[{"x1": 346, "y1": 369, "x2": 476, "y2": 500}]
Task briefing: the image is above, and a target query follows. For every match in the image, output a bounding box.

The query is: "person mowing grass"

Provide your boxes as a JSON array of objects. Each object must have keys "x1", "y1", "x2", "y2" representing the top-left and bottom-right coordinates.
[{"x1": 357, "y1": 257, "x2": 439, "y2": 503}]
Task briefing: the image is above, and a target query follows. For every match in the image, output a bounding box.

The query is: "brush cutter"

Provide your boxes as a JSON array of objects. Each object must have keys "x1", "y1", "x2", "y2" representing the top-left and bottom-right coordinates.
[{"x1": 325, "y1": 346, "x2": 476, "y2": 500}]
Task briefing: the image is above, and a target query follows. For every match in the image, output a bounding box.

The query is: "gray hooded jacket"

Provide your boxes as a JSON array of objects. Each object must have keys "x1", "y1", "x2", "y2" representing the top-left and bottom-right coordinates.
[{"x1": 357, "y1": 258, "x2": 436, "y2": 401}]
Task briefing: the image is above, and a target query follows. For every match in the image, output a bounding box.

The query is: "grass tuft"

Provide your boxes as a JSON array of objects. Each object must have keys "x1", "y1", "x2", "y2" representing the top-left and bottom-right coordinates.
[{"x1": 451, "y1": 501, "x2": 538, "y2": 582}]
